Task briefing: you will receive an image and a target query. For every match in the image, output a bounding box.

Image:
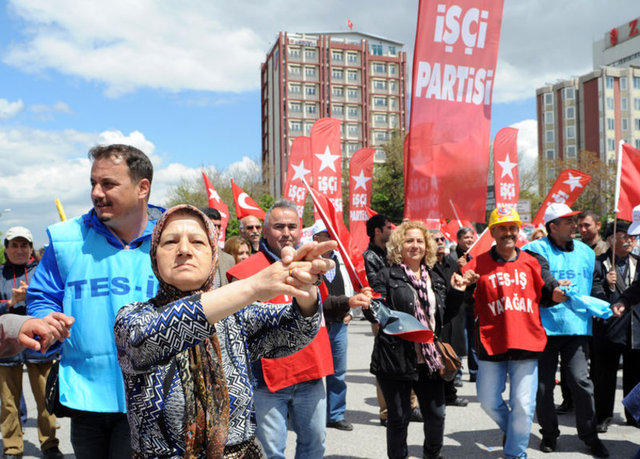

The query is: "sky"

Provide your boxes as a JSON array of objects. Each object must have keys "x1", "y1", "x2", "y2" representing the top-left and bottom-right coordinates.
[{"x1": 0, "y1": 0, "x2": 638, "y2": 247}]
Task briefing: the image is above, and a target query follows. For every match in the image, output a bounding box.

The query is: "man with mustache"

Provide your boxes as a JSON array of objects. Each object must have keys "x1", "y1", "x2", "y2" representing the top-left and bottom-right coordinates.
[
  {"x1": 591, "y1": 220, "x2": 640, "y2": 432},
  {"x1": 462, "y1": 206, "x2": 551, "y2": 459},
  {"x1": 239, "y1": 215, "x2": 263, "y2": 253},
  {"x1": 27, "y1": 144, "x2": 163, "y2": 459}
]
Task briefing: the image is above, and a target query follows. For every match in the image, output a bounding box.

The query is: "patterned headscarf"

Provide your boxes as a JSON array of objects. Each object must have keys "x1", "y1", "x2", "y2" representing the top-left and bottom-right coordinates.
[{"x1": 149, "y1": 204, "x2": 229, "y2": 457}]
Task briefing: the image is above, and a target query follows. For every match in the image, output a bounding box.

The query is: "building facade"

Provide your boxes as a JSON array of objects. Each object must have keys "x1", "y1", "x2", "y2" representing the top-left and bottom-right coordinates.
[{"x1": 261, "y1": 31, "x2": 407, "y2": 196}]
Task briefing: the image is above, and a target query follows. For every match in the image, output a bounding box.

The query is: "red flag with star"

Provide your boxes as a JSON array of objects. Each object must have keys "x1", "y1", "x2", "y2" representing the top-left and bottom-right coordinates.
[
  {"x1": 231, "y1": 179, "x2": 266, "y2": 220},
  {"x1": 493, "y1": 127, "x2": 519, "y2": 209},
  {"x1": 531, "y1": 169, "x2": 591, "y2": 228},
  {"x1": 311, "y1": 118, "x2": 343, "y2": 222},
  {"x1": 349, "y1": 148, "x2": 375, "y2": 254},
  {"x1": 201, "y1": 171, "x2": 229, "y2": 245},
  {"x1": 283, "y1": 136, "x2": 312, "y2": 218},
  {"x1": 615, "y1": 143, "x2": 640, "y2": 220}
]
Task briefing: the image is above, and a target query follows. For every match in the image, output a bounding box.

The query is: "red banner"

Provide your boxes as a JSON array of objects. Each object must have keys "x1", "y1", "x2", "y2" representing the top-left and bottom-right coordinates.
[
  {"x1": 405, "y1": 0, "x2": 505, "y2": 222},
  {"x1": 230, "y1": 179, "x2": 266, "y2": 220},
  {"x1": 531, "y1": 169, "x2": 592, "y2": 228},
  {"x1": 283, "y1": 136, "x2": 312, "y2": 218},
  {"x1": 201, "y1": 171, "x2": 229, "y2": 246},
  {"x1": 493, "y1": 127, "x2": 519, "y2": 208},
  {"x1": 349, "y1": 148, "x2": 375, "y2": 254},
  {"x1": 311, "y1": 118, "x2": 343, "y2": 221},
  {"x1": 616, "y1": 143, "x2": 640, "y2": 220}
]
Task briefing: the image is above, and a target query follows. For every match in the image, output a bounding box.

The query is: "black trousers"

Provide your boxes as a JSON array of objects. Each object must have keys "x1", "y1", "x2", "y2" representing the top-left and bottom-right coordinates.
[
  {"x1": 591, "y1": 338, "x2": 640, "y2": 424},
  {"x1": 70, "y1": 411, "x2": 132, "y2": 459},
  {"x1": 378, "y1": 365, "x2": 445, "y2": 459},
  {"x1": 536, "y1": 335, "x2": 597, "y2": 443}
]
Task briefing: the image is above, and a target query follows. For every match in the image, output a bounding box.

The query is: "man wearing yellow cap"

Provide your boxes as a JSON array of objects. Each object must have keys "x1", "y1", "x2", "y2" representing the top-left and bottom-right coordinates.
[{"x1": 461, "y1": 206, "x2": 551, "y2": 459}]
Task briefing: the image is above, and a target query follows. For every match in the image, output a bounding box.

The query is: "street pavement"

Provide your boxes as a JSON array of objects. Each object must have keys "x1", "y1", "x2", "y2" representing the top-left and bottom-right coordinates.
[{"x1": 13, "y1": 319, "x2": 640, "y2": 457}]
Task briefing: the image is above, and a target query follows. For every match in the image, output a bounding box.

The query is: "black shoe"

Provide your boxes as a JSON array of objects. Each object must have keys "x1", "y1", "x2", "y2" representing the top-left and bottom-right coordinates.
[
  {"x1": 42, "y1": 447, "x2": 64, "y2": 459},
  {"x1": 380, "y1": 417, "x2": 387, "y2": 427},
  {"x1": 555, "y1": 400, "x2": 573, "y2": 414},
  {"x1": 445, "y1": 396, "x2": 469, "y2": 407},
  {"x1": 596, "y1": 417, "x2": 612, "y2": 433},
  {"x1": 327, "y1": 419, "x2": 353, "y2": 431},
  {"x1": 409, "y1": 407, "x2": 423, "y2": 422},
  {"x1": 626, "y1": 418, "x2": 640, "y2": 428},
  {"x1": 453, "y1": 379, "x2": 463, "y2": 388},
  {"x1": 585, "y1": 438, "x2": 609, "y2": 458},
  {"x1": 469, "y1": 374, "x2": 477, "y2": 382},
  {"x1": 539, "y1": 436, "x2": 556, "y2": 453}
]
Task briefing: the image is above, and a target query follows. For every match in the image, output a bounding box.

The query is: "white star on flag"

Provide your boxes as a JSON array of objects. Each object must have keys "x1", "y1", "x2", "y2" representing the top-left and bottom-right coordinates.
[
  {"x1": 498, "y1": 153, "x2": 517, "y2": 179},
  {"x1": 352, "y1": 170, "x2": 371, "y2": 191},
  {"x1": 315, "y1": 145, "x2": 340, "y2": 172},
  {"x1": 291, "y1": 160, "x2": 310, "y2": 182},
  {"x1": 208, "y1": 188, "x2": 221, "y2": 203},
  {"x1": 563, "y1": 172, "x2": 584, "y2": 192}
]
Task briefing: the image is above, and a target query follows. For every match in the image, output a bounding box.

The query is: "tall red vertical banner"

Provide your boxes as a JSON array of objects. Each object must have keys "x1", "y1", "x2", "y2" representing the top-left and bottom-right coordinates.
[
  {"x1": 311, "y1": 118, "x2": 343, "y2": 221},
  {"x1": 283, "y1": 136, "x2": 312, "y2": 218},
  {"x1": 615, "y1": 143, "x2": 640, "y2": 220},
  {"x1": 349, "y1": 148, "x2": 375, "y2": 254},
  {"x1": 405, "y1": 0, "x2": 505, "y2": 222},
  {"x1": 493, "y1": 127, "x2": 519, "y2": 209},
  {"x1": 201, "y1": 171, "x2": 229, "y2": 246}
]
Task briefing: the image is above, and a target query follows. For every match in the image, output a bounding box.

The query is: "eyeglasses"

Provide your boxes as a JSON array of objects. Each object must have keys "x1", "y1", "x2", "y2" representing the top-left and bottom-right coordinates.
[
  {"x1": 434, "y1": 237, "x2": 445, "y2": 242},
  {"x1": 245, "y1": 225, "x2": 262, "y2": 231}
]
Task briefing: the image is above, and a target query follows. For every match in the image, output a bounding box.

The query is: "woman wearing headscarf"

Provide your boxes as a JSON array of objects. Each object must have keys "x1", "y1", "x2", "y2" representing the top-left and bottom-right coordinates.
[
  {"x1": 114, "y1": 205, "x2": 333, "y2": 458},
  {"x1": 370, "y1": 221, "x2": 466, "y2": 459}
]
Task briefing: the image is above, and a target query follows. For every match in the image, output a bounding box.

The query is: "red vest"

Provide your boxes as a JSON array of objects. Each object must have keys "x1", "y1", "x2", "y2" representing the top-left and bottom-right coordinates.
[
  {"x1": 227, "y1": 252, "x2": 334, "y2": 392},
  {"x1": 463, "y1": 251, "x2": 547, "y2": 356}
]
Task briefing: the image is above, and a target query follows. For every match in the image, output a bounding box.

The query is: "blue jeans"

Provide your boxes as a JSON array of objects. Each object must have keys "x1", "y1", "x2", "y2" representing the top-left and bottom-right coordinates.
[
  {"x1": 477, "y1": 359, "x2": 538, "y2": 459},
  {"x1": 70, "y1": 411, "x2": 131, "y2": 459},
  {"x1": 254, "y1": 379, "x2": 326, "y2": 459},
  {"x1": 326, "y1": 321, "x2": 348, "y2": 422}
]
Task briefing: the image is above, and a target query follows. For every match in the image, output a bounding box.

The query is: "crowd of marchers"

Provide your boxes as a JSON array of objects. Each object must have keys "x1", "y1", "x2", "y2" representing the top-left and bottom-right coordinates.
[{"x1": 1, "y1": 143, "x2": 639, "y2": 459}]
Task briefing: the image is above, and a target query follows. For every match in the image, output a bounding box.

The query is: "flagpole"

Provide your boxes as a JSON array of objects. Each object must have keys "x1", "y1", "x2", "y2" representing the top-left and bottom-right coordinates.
[
  {"x1": 449, "y1": 199, "x2": 462, "y2": 227},
  {"x1": 55, "y1": 199, "x2": 67, "y2": 221},
  {"x1": 611, "y1": 140, "x2": 625, "y2": 270},
  {"x1": 301, "y1": 176, "x2": 364, "y2": 290}
]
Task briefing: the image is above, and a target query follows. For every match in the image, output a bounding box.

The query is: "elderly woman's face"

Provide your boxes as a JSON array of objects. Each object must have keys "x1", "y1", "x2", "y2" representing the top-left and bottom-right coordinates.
[
  {"x1": 235, "y1": 243, "x2": 251, "y2": 263},
  {"x1": 156, "y1": 213, "x2": 213, "y2": 291},
  {"x1": 401, "y1": 228, "x2": 426, "y2": 265}
]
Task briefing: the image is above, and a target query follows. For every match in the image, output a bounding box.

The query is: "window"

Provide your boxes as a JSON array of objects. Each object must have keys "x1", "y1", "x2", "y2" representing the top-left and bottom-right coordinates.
[
  {"x1": 373, "y1": 63, "x2": 386, "y2": 73},
  {"x1": 635, "y1": 98, "x2": 640, "y2": 110},
  {"x1": 635, "y1": 118, "x2": 640, "y2": 130},
  {"x1": 566, "y1": 106, "x2": 575, "y2": 119},
  {"x1": 331, "y1": 50, "x2": 343, "y2": 61},
  {"x1": 634, "y1": 77, "x2": 640, "y2": 89},
  {"x1": 389, "y1": 97, "x2": 397, "y2": 108},
  {"x1": 332, "y1": 86, "x2": 344, "y2": 97},
  {"x1": 305, "y1": 104, "x2": 316, "y2": 114},
  {"x1": 564, "y1": 87, "x2": 575, "y2": 100},
  {"x1": 289, "y1": 83, "x2": 301, "y2": 94},
  {"x1": 374, "y1": 96, "x2": 387, "y2": 107},
  {"x1": 332, "y1": 69, "x2": 343, "y2": 79},
  {"x1": 347, "y1": 53, "x2": 358, "y2": 63},
  {"x1": 636, "y1": 139, "x2": 640, "y2": 150},
  {"x1": 373, "y1": 79, "x2": 387, "y2": 90},
  {"x1": 374, "y1": 114, "x2": 387, "y2": 123},
  {"x1": 375, "y1": 131, "x2": 389, "y2": 141},
  {"x1": 545, "y1": 110, "x2": 554, "y2": 124},
  {"x1": 305, "y1": 85, "x2": 316, "y2": 95},
  {"x1": 566, "y1": 126, "x2": 576, "y2": 139},
  {"x1": 544, "y1": 93, "x2": 553, "y2": 106},
  {"x1": 289, "y1": 65, "x2": 301, "y2": 76},
  {"x1": 348, "y1": 124, "x2": 359, "y2": 136},
  {"x1": 390, "y1": 80, "x2": 397, "y2": 91},
  {"x1": 304, "y1": 123, "x2": 312, "y2": 135},
  {"x1": 288, "y1": 47, "x2": 301, "y2": 58},
  {"x1": 332, "y1": 105, "x2": 344, "y2": 115},
  {"x1": 608, "y1": 138, "x2": 616, "y2": 151},
  {"x1": 347, "y1": 70, "x2": 358, "y2": 81},
  {"x1": 606, "y1": 97, "x2": 614, "y2": 110},
  {"x1": 545, "y1": 130, "x2": 554, "y2": 142},
  {"x1": 304, "y1": 48, "x2": 316, "y2": 59},
  {"x1": 389, "y1": 64, "x2": 397, "y2": 75},
  {"x1": 607, "y1": 118, "x2": 615, "y2": 130},
  {"x1": 388, "y1": 46, "x2": 396, "y2": 55},
  {"x1": 290, "y1": 121, "x2": 302, "y2": 132},
  {"x1": 389, "y1": 115, "x2": 398, "y2": 127},
  {"x1": 348, "y1": 106, "x2": 359, "y2": 117},
  {"x1": 347, "y1": 88, "x2": 359, "y2": 99},
  {"x1": 289, "y1": 102, "x2": 301, "y2": 113},
  {"x1": 606, "y1": 76, "x2": 614, "y2": 89},
  {"x1": 546, "y1": 149, "x2": 555, "y2": 160},
  {"x1": 347, "y1": 143, "x2": 359, "y2": 154},
  {"x1": 622, "y1": 118, "x2": 629, "y2": 130},
  {"x1": 566, "y1": 145, "x2": 577, "y2": 158},
  {"x1": 622, "y1": 97, "x2": 629, "y2": 111},
  {"x1": 621, "y1": 77, "x2": 628, "y2": 90},
  {"x1": 370, "y1": 44, "x2": 383, "y2": 55},
  {"x1": 305, "y1": 66, "x2": 316, "y2": 77}
]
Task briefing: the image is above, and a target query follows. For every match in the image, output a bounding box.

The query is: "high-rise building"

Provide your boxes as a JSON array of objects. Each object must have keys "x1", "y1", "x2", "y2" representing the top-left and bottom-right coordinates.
[
  {"x1": 536, "y1": 16, "x2": 640, "y2": 195},
  {"x1": 261, "y1": 31, "x2": 408, "y2": 196}
]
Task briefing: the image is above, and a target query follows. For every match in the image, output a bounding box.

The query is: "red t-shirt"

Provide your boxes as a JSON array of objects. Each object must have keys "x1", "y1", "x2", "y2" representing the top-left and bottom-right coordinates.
[{"x1": 462, "y1": 250, "x2": 547, "y2": 356}]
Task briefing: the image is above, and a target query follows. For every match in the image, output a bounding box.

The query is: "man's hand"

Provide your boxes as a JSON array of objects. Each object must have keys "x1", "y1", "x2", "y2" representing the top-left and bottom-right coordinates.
[
  {"x1": 43, "y1": 312, "x2": 75, "y2": 344},
  {"x1": 461, "y1": 270, "x2": 479, "y2": 286},
  {"x1": 18, "y1": 318, "x2": 54, "y2": 353},
  {"x1": 349, "y1": 291, "x2": 372, "y2": 310},
  {"x1": 451, "y1": 272, "x2": 468, "y2": 291},
  {"x1": 606, "y1": 271, "x2": 617, "y2": 289},
  {"x1": 9, "y1": 281, "x2": 28, "y2": 308},
  {"x1": 343, "y1": 314, "x2": 352, "y2": 325},
  {"x1": 457, "y1": 255, "x2": 467, "y2": 268},
  {"x1": 552, "y1": 280, "x2": 571, "y2": 303},
  {"x1": 611, "y1": 302, "x2": 626, "y2": 317}
]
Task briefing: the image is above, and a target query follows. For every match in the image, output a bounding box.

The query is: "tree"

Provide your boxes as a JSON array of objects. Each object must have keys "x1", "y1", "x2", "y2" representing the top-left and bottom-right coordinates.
[{"x1": 370, "y1": 131, "x2": 405, "y2": 223}]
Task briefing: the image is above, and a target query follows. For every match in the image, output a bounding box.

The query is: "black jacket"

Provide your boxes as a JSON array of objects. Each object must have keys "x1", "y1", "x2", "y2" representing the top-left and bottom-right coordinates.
[
  {"x1": 370, "y1": 264, "x2": 464, "y2": 381},
  {"x1": 434, "y1": 257, "x2": 466, "y2": 355},
  {"x1": 363, "y1": 242, "x2": 388, "y2": 286}
]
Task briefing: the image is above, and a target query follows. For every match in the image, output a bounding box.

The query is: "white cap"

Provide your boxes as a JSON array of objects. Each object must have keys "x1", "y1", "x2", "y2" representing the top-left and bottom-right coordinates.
[
  {"x1": 543, "y1": 203, "x2": 581, "y2": 225},
  {"x1": 311, "y1": 219, "x2": 328, "y2": 237},
  {"x1": 4, "y1": 226, "x2": 33, "y2": 245},
  {"x1": 629, "y1": 204, "x2": 640, "y2": 236}
]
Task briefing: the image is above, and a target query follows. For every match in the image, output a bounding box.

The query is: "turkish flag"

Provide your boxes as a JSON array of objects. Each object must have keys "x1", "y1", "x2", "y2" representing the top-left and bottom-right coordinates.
[
  {"x1": 311, "y1": 118, "x2": 343, "y2": 222},
  {"x1": 201, "y1": 171, "x2": 229, "y2": 246},
  {"x1": 615, "y1": 143, "x2": 640, "y2": 220},
  {"x1": 349, "y1": 148, "x2": 375, "y2": 254},
  {"x1": 467, "y1": 227, "x2": 494, "y2": 258},
  {"x1": 405, "y1": 0, "x2": 505, "y2": 222},
  {"x1": 283, "y1": 136, "x2": 312, "y2": 218},
  {"x1": 231, "y1": 179, "x2": 266, "y2": 220},
  {"x1": 365, "y1": 206, "x2": 397, "y2": 230},
  {"x1": 493, "y1": 127, "x2": 519, "y2": 208},
  {"x1": 531, "y1": 169, "x2": 592, "y2": 228}
]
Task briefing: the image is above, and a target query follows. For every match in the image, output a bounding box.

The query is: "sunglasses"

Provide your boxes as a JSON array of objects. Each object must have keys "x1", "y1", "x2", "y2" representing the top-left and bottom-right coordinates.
[
  {"x1": 245, "y1": 225, "x2": 262, "y2": 231},
  {"x1": 434, "y1": 237, "x2": 445, "y2": 242}
]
